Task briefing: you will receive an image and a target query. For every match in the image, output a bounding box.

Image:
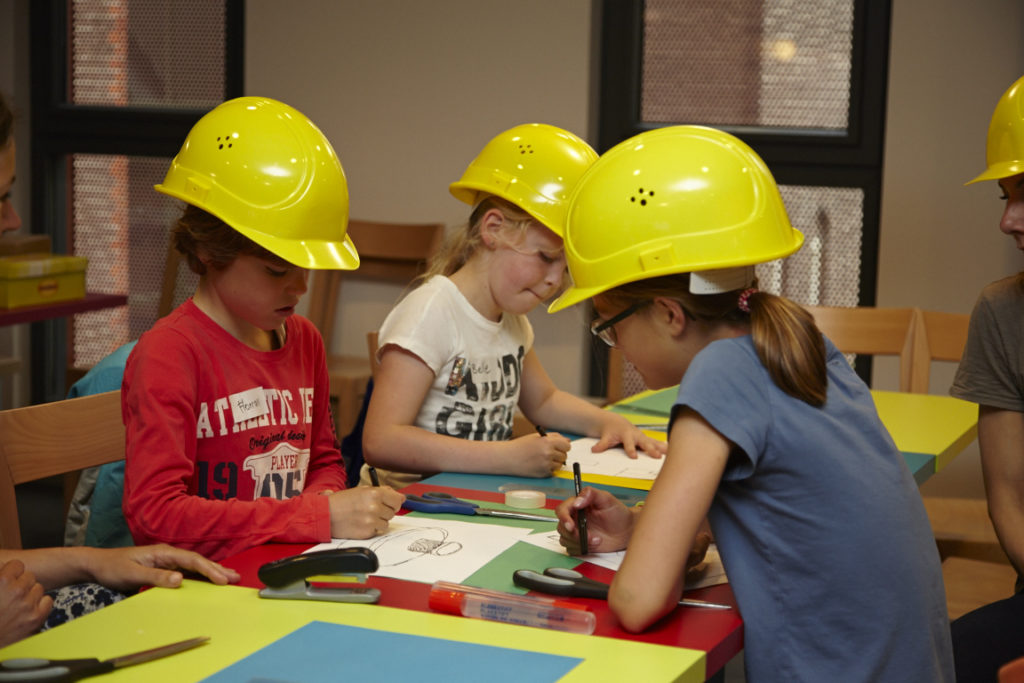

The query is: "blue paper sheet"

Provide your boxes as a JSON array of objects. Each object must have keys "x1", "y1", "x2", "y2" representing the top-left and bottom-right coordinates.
[{"x1": 202, "y1": 621, "x2": 583, "y2": 683}]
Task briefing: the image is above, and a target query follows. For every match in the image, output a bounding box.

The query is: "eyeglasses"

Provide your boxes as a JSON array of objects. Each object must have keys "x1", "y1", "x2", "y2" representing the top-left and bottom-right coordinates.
[{"x1": 590, "y1": 301, "x2": 649, "y2": 347}]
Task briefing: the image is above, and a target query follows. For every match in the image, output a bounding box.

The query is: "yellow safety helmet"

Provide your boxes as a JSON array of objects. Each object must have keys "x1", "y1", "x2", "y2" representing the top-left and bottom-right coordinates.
[
  {"x1": 967, "y1": 75, "x2": 1024, "y2": 185},
  {"x1": 155, "y1": 96, "x2": 358, "y2": 270},
  {"x1": 449, "y1": 123, "x2": 598, "y2": 237},
  {"x1": 549, "y1": 125, "x2": 804, "y2": 312}
]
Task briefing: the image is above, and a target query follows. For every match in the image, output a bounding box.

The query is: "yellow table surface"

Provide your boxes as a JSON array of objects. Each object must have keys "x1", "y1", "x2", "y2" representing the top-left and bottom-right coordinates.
[
  {"x1": 0, "y1": 580, "x2": 706, "y2": 682},
  {"x1": 608, "y1": 387, "x2": 978, "y2": 480},
  {"x1": 870, "y1": 390, "x2": 978, "y2": 472}
]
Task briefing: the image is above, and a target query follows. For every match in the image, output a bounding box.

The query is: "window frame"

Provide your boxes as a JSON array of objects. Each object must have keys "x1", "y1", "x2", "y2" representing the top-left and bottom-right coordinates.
[
  {"x1": 590, "y1": 0, "x2": 892, "y2": 395},
  {"x1": 27, "y1": 0, "x2": 245, "y2": 403}
]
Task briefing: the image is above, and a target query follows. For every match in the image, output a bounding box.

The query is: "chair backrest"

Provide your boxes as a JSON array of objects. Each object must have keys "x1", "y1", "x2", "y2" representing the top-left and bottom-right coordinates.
[
  {"x1": 0, "y1": 390, "x2": 125, "y2": 549},
  {"x1": 306, "y1": 219, "x2": 445, "y2": 350},
  {"x1": 910, "y1": 309, "x2": 970, "y2": 393},
  {"x1": 803, "y1": 305, "x2": 919, "y2": 392}
]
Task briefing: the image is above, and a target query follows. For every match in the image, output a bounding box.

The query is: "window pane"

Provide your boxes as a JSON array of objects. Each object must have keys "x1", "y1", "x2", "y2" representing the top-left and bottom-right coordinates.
[
  {"x1": 70, "y1": 0, "x2": 227, "y2": 108},
  {"x1": 642, "y1": 0, "x2": 854, "y2": 129},
  {"x1": 757, "y1": 185, "x2": 863, "y2": 307},
  {"x1": 70, "y1": 154, "x2": 196, "y2": 368}
]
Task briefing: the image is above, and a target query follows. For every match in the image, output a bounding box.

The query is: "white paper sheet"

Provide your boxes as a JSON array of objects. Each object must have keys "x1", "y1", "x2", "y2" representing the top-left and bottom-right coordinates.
[
  {"x1": 306, "y1": 516, "x2": 532, "y2": 584},
  {"x1": 560, "y1": 437, "x2": 666, "y2": 480},
  {"x1": 519, "y1": 531, "x2": 728, "y2": 589}
]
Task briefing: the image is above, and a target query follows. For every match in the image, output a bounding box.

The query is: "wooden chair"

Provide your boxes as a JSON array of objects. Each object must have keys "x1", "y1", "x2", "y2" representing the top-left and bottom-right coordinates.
[
  {"x1": 0, "y1": 390, "x2": 125, "y2": 549},
  {"x1": 803, "y1": 305, "x2": 919, "y2": 392},
  {"x1": 910, "y1": 309, "x2": 1008, "y2": 616},
  {"x1": 306, "y1": 219, "x2": 444, "y2": 438},
  {"x1": 909, "y1": 309, "x2": 970, "y2": 393}
]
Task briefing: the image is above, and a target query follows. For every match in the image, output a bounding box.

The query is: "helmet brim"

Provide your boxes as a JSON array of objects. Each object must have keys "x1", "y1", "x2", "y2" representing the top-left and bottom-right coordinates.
[
  {"x1": 965, "y1": 160, "x2": 1024, "y2": 185},
  {"x1": 155, "y1": 183, "x2": 360, "y2": 270}
]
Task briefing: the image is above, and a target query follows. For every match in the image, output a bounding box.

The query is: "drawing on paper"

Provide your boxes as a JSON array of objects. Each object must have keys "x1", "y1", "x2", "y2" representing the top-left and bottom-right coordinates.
[{"x1": 365, "y1": 526, "x2": 463, "y2": 567}]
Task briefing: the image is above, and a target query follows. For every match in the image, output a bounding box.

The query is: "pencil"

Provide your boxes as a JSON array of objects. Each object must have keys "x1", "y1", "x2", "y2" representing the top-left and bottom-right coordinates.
[
  {"x1": 572, "y1": 461, "x2": 588, "y2": 554},
  {"x1": 535, "y1": 425, "x2": 548, "y2": 437},
  {"x1": 368, "y1": 466, "x2": 380, "y2": 487}
]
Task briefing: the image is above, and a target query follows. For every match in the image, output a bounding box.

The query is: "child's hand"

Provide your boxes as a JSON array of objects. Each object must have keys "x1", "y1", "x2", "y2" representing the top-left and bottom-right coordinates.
[
  {"x1": 327, "y1": 487, "x2": 405, "y2": 539},
  {"x1": 555, "y1": 487, "x2": 635, "y2": 554},
  {"x1": 510, "y1": 432, "x2": 570, "y2": 477},
  {"x1": 592, "y1": 415, "x2": 668, "y2": 460}
]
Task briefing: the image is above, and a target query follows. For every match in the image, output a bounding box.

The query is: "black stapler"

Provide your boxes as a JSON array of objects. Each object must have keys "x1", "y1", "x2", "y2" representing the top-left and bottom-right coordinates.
[{"x1": 257, "y1": 547, "x2": 381, "y2": 603}]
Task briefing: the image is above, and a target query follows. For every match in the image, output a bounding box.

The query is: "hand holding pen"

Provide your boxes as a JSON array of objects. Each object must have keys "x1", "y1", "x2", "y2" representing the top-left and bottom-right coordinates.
[
  {"x1": 553, "y1": 486, "x2": 636, "y2": 555},
  {"x1": 532, "y1": 425, "x2": 569, "y2": 476}
]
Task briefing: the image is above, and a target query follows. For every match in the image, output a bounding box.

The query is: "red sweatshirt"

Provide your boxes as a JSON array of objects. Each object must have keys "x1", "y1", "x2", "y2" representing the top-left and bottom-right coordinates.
[{"x1": 122, "y1": 299, "x2": 347, "y2": 561}]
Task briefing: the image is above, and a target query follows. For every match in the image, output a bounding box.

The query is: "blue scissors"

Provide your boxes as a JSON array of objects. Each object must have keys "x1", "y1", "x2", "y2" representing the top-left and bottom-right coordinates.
[
  {"x1": 0, "y1": 636, "x2": 208, "y2": 681},
  {"x1": 513, "y1": 567, "x2": 732, "y2": 610},
  {"x1": 402, "y1": 491, "x2": 555, "y2": 523}
]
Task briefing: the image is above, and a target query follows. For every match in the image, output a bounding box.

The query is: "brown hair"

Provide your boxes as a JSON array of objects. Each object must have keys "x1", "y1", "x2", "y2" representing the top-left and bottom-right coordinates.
[
  {"x1": 420, "y1": 196, "x2": 536, "y2": 281},
  {"x1": 0, "y1": 91, "x2": 13, "y2": 148},
  {"x1": 171, "y1": 204, "x2": 289, "y2": 275},
  {"x1": 601, "y1": 273, "x2": 828, "y2": 406}
]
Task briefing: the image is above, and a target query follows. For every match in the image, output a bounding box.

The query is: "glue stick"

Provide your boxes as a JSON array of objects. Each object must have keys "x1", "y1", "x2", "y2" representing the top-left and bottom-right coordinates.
[{"x1": 429, "y1": 581, "x2": 596, "y2": 635}]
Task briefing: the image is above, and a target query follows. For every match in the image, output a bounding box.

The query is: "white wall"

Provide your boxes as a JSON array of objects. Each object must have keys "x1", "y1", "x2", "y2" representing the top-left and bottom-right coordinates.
[
  {"x1": 245, "y1": 0, "x2": 596, "y2": 395},
  {"x1": 878, "y1": 0, "x2": 1024, "y2": 498}
]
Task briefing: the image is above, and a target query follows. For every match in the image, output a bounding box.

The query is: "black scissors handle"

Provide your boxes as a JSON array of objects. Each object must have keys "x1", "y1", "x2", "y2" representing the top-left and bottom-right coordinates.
[
  {"x1": 0, "y1": 657, "x2": 110, "y2": 682},
  {"x1": 512, "y1": 568, "x2": 610, "y2": 599}
]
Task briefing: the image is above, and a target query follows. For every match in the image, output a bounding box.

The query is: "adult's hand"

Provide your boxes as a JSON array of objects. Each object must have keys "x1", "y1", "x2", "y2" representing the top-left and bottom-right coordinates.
[
  {"x1": 83, "y1": 545, "x2": 241, "y2": 592},
  {"x1": 0, "y1": 560, "x2": 51, "y2": 647}
]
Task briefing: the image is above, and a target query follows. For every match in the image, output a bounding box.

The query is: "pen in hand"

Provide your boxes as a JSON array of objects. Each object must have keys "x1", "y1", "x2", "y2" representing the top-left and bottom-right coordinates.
[
  {"x1": 368, "y1": 466, "x2": 380, "y2": 487},
  {"x1": 572, "y1": 461, "x2": 589, "y2": 554}
]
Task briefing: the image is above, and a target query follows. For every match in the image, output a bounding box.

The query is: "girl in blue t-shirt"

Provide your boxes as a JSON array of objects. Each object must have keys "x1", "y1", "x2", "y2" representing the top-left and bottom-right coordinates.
[{"x1": 550, "y1": 125, "x2": 954, "y2": 682}]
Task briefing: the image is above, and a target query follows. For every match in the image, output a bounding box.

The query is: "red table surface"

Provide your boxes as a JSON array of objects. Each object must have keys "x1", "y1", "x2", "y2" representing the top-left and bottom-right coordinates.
[{"x1": 221, "y1": 482, "x2": 743, "y2": 677}]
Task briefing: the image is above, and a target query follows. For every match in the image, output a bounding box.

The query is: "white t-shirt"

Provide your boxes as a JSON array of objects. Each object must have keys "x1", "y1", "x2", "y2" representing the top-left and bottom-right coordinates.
[{"x1": 362, "y1": 275, "x2": 534, "y2": 487}]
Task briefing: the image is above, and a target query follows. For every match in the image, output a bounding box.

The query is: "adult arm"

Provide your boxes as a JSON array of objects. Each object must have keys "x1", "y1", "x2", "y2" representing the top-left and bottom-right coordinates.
[
  {"x1": 978, "y1": 405, "x2": 1024, "y2": 578},
  {"x1": 0, "y1": 545, "x2": 240, "y2": 593}
]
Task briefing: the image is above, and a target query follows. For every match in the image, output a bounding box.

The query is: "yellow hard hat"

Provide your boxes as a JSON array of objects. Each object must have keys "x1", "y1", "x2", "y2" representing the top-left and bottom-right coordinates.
[
  {"x1": 967, "y1": 75, "x2": 1024, "y2": 185},
  {"x1": 549, "y1": 125, "x2": 804, "y2": 312},
  {"x1": 155, "y1": 96, "x2": 358, "y2": 270},
  {"x1": 449, "y1": 123, "x2": 598, "y2": 236}
]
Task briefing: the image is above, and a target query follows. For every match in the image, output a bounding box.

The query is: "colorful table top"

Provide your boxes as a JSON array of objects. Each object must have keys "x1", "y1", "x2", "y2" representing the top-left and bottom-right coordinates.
[
  {"x1": 606, "y1": 386, "x2": 978, "y2": 486},
  {"x1": 0, "y1": 580, "x2": 706, "y2": 682}
]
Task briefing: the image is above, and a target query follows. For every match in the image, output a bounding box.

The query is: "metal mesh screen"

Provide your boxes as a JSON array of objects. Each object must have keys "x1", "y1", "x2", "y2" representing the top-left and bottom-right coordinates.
[
  {"x1": 615, "y1": 184, "x2": 865, "y2": 398},
  {"x1": 71, "y1": 154, "x2": 196, "y2": 368},
  {"x1": 642, "y1": 0, "x2": 853, "y2": 129},
  {"x1": 70, "y1": 0, "x2": 226, "y2": 108}
]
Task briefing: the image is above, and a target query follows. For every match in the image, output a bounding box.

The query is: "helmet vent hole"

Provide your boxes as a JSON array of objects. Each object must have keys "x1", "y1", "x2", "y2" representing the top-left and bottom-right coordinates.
[
  {"x1": 630, "y1": 188, "x2": 655, "y2": 206},
  {"x1": 216, "y1": 135, "x2": 233, "y2": 150},
  {"x1": 518, "y1": 144, "x2": 534, "y2": 155}
]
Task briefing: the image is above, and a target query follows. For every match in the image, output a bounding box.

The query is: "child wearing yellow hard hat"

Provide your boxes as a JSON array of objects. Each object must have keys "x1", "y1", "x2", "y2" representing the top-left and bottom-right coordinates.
[
  {"x1": 122, "y1": 97, "x2": 404, "y2": 561},
  {"x1": 551, "y1": 125, "x2": 954, "y2": 680},
  {"x1": 949, "y1": 74, "x2": 1024, "y2": 683},
  {"x1": 360, "y1": 124, "x2": 665, "y2": 488}
]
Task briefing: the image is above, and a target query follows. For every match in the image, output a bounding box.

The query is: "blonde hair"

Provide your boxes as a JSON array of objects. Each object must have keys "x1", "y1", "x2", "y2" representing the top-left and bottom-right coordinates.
[
  {"x1": 602, "y1": 274, "x2": 828, "y2": 406},
  {"x1": 421, "y1": 196, "x2": 536, "y2": 281}
]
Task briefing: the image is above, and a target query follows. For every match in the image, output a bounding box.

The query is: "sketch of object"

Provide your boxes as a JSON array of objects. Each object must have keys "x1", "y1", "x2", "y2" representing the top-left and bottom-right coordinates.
[{"x1": 366, "y1": 527, "x2": 463, "y2": 567}]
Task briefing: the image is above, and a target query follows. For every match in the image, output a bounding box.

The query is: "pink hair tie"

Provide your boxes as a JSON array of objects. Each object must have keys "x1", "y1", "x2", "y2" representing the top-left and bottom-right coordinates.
[{"x1": 737, "y1": 288, "x2": 758, "y2": 313}]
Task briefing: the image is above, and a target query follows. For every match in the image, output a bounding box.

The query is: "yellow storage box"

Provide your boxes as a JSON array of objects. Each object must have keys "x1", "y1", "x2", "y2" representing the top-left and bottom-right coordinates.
[{"x1": 0, "y1": 253, "x2": 88, "y2": 309}]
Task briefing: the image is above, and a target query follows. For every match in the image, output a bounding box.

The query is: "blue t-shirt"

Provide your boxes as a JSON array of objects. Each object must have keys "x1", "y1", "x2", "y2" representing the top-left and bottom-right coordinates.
[{"x1": 676, "y1": 335, "x2": 953, "y2": 682}]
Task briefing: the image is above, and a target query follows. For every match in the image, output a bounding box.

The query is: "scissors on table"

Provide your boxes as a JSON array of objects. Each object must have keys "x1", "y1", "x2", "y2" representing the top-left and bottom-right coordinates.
[
  {"x1": 402, "y1": 491, "x2": 555, "y2": 523},
  {"x1": 0, "y1": 636, "x2": 208, "y2": 681},
  {"x1": 513, "y1": 567, "x2": 732, "y2": 610}
]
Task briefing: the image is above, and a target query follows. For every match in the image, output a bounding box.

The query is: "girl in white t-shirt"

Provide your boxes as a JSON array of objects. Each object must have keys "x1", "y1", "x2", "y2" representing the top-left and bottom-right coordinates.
[{"x1": 361, "y1": 124, "x2": 665, "y2": 488}]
